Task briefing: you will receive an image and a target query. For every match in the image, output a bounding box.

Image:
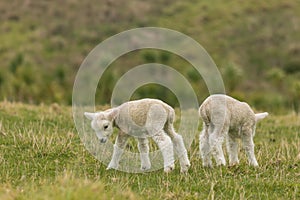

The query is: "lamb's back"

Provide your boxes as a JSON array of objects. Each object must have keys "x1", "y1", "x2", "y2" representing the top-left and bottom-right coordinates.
[
  {"x1": 200, "y1": 95, "x2": 255, "y2": 127},
  {"x1": 116, "y1": 98, "x2": 172, "y2": 127}
]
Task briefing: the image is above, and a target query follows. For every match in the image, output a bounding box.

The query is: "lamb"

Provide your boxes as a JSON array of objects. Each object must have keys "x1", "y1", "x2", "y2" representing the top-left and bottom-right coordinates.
[
  {"x1": 84, "y1": 98, "x2": 190, "y2": 173},
  {"x1": 199, "y1": 94, "x2": 268, "y2": 167}
]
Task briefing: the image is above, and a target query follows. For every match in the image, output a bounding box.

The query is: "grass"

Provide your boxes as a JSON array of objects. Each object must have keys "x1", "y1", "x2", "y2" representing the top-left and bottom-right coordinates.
[{"x1": 0, "y1": 101, "x2": 299, "y2": 199}]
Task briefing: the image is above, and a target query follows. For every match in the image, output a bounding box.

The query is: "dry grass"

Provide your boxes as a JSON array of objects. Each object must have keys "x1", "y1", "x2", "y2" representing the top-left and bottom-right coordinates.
[{"x1": 0, "y1": 102, "x2": 299, "y2": 199}]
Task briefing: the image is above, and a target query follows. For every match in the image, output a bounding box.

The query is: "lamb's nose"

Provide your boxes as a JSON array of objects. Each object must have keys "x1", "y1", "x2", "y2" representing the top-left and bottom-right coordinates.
[{"x1": 100, "y1": 138, "x2": 107, "y2": 143}]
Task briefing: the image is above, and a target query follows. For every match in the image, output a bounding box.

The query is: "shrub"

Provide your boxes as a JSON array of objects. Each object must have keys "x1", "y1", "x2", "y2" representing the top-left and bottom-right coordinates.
[
  {"x1": 9, "y1": 53, "x2": 23, "y2": 73},
  {"x1": 221, "y1": 62, "x2": 243, "y2": 92},
  {"x1": 142, "y1": 51, "x2": 156, "y2": 63},
  {"x1": 284, "y1": 61, "x2": 300, "y2": 74},
  {"x1": 266, "y1": 67, "x2": 285, "y2": 88}
]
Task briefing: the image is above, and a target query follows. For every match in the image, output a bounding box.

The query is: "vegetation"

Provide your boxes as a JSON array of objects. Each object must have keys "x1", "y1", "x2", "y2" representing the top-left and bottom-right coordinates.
[
  {"x1": 0, "y1": 102, "x2": 299, "y2": 199},
  {"x1": 1, "y1": 1, "x2": 300, "y2": 199},
  {"x1": 0, "y1": 0, "x2": 300, "y2": 113}
]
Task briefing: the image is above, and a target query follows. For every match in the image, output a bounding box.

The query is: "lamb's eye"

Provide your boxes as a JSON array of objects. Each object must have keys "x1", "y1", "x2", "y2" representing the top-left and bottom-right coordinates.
[{"x1": 103, "y1": 125, "x2": 109, "y2": 130}]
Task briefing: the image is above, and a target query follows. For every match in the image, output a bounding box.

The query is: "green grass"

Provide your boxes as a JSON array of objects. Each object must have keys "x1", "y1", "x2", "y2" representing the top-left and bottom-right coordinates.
[
  {"x1": 1, "y1": 0, "x2": 300, "y2": 111},
  {"x1": 0, "y1": 102, "x2": 299, "y2": 199}
]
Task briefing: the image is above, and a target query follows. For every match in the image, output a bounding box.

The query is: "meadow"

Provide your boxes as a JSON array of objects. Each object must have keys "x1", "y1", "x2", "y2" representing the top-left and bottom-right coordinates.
[
  {"x1": 1, "y1": 0, "x2": 300, "y2": 199},
  {"x1": 1, "y1": 0, "x2": 300, "y2": 113},
  {"x1": 0, "y1": 101, "x2": 299, "y2": 199}
]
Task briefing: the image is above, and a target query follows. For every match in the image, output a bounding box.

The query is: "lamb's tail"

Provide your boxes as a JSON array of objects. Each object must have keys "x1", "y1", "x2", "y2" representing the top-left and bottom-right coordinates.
[{"x1": 255, "y1": 112, "x2": 269, "y2": 122}]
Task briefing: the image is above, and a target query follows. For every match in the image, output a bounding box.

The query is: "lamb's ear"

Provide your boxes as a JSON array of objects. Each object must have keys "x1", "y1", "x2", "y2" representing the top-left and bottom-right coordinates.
[
  {"x1": 255, "y1": 112, "x2": 269, "y2": 122},
  {"x1": 84, "y1": 112, "x2": 96, "y2": 120},
  {"x1": 107, "y1": 108, "x2": 119, "y2": 121}
]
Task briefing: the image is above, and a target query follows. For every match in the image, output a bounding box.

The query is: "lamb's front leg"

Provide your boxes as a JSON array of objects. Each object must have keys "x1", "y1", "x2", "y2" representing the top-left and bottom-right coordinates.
[
  {"x1": 107, "y1": 132, "x2": 129, "y2": 170},
  {"x1": 137, "y1": 137, "x2": 151, "y2": 171}
]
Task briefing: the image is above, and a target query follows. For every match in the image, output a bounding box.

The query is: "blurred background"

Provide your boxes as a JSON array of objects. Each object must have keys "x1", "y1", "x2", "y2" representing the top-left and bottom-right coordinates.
[{"x1": 0, "y1": 0, "x2": 299, "y2": 114}]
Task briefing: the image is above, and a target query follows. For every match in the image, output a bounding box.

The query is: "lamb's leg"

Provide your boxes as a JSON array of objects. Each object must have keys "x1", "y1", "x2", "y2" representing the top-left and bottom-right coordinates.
[
  {"x1": 107, "y1": 132, "x2": 129, "y2": 170},
  {"x1": 209, "y1": 125, "x2": 227, "y2": 166},
  {"x1": 137, "y1": 137, "x2": 151, "y2": 171},
  {"x1": 152, "y1": 130, "x2": 175, "y2": 173},
  {"x1": 226, "y1": 134, "x2": 239, "y2": 166},
  {"x1": 241, "y1": 128, "x2": 258, "y2": 167},
  {"x1": 200, "y1": 123, "x2": 212, "y2": 167},
  {"x1": 165, "y1": 123, "x2": 190, "y2": 173}
]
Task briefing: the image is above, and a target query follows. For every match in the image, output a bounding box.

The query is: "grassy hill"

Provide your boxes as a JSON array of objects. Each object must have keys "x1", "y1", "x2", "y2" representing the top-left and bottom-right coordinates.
[
  {"x1": 0, "y1": 102, "x2": 299, "y2": 199},
  {"x1": 1, "y1": 2, "x2": 300, "y2": 198},
  {"x1": 0, "y1": 0, "x2": 300, "y2": 111}
]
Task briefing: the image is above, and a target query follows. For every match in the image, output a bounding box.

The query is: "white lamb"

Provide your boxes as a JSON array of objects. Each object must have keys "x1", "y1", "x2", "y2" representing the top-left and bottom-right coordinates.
[
  {"x1": 84, "y1": 98, "x2": 190, "y2": 173},
  {"x1": 199, "y1": 94, "x2": 268, "y2": 167}
]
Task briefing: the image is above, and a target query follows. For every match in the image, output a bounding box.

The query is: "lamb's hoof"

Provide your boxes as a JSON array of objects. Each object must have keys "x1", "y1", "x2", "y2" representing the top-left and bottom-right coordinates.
[
  {"x1": 164, "y1": 164, "x2": 175, "y2": 173},
  {"x1": 250, "y1": 163, "x2": 259, "y2": 167},
  {"x1": 141, "y1": 165, "x2": 151, "y2": 171},
  {"x1": 216, "y1": 161, "x2": 226, "y2": 167},
  {"x1": 229, "y1": 161, "x2": 239, "y2": 167},
  {"x1": 106, "y1": 166, "x2": 115, "y2": 170},
  {"x1": 106, "y1": 163, "x2": 118, "y2": 170},
  {"x1": 180, "y1": 162, "x2": 191, "y2": 173},
  {"x1": 141, "y1": 160, "x2": 151, "y2": 171},
  {"x1": 180, "y1": 165, "x2": 190, "y2": 173},
  {"x1": 202, "y1": 161, "x2": 212, "y2": 168}
]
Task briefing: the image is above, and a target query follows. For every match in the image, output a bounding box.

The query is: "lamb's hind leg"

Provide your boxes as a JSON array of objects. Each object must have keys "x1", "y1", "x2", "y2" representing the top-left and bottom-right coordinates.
[
  {"x1": 226, "y1": 134, "x2": 239, "y2": 166},
  {"x1": 107, "y1": 131, "x2": 129, "y2": 170},
  {"x1": 165, "y1": 123, "x2": 190, "y2": 173},
  {"x1": 200, "y1": 122, "x2": 212, "y2": 167},
  {"x1": 209, "y1": 124, "x2": 227, "y2": 166},
  {"x1": 152, "y1": 130, "x2": 175, "y2": 173},
  {"x1": 241, "y1": 126, "x2": 258, "y2": 167},
  {"x1": 137, "y1": 137, "x2": 151, "y2": 171}
]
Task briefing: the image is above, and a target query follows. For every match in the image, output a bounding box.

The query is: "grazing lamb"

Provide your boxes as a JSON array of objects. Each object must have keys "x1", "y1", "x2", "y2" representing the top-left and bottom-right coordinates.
[
  {"x1": 84, "y1": 98, "x2": 190, "y2": 173},
  {"x1": 199, "y1": 94, "x2": 268, "y2": 167}
]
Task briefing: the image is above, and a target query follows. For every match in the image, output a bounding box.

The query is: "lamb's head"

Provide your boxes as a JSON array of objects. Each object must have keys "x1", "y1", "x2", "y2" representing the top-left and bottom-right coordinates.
[{"x1": 84, "y1": 109, "x2": 118, "y2": 143}]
